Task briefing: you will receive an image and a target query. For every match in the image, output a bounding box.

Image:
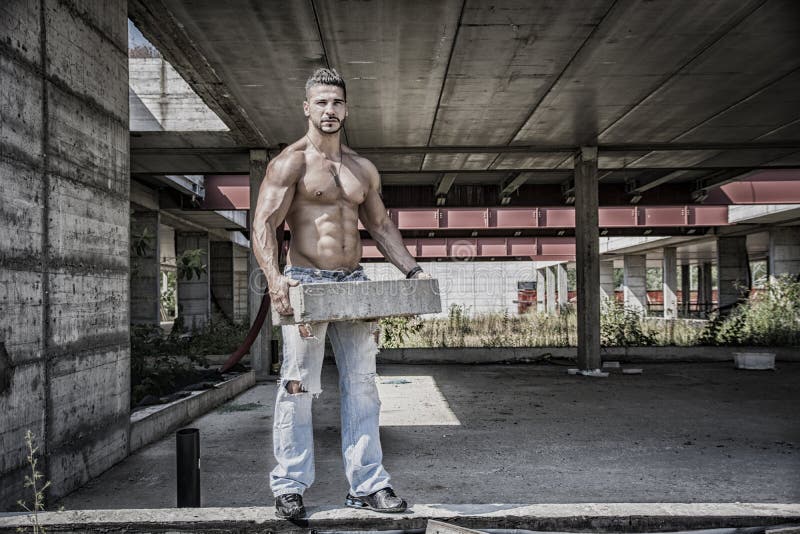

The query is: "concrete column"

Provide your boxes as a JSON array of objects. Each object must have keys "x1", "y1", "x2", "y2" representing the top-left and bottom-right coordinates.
[
  {"x1": 233, "y1": 245, "x2": 249, "y2": 323},
  {"x1": 556, "y1": 263, "x2": 569, "y2": 311},
  {"x1": 210, "y1": 241, "x2": 234, "y2": 321},
  {"x1": 698, "y1": 262, "x2": 713, "y2": 314},
  {"x1": 623, "y1": 254, "x2": 647, "y2": 313},
  {"x1": 662, "y1": 247, "x2": 678, "y2": 319},
  {"x1": 130, "y1": 210, "x2": 161, "y2": 325},
  {"x1": 717, "y1": 236, "x2": 749, "y2": 312},
  {"x1": 574, "y1": 147, "x2": 601, "y2": 370},
  {"x1": 769, "y1": 227, "x2": 800, "y2": 279},
  {"x1": 681, "y1": 264, "x2": 691, "y2": 316},
  {"x1": 599, "y1": 261, "x2": 615, "y2": 302},
  {"x1": 176, "y1": 232, "x2": 211, "y2": 330},
  {"x1": 545, "y1": 265, "x2": 556, "y2": 314},
  {"x1": 249, "y1": 149, "x2": 272, "y2": 379},
  {"x1": 0, "y1": 0, "x2": 130, "y2": 509},
  {"x1": 535, "y1": 268, "x2": 546, "y2": 313}
]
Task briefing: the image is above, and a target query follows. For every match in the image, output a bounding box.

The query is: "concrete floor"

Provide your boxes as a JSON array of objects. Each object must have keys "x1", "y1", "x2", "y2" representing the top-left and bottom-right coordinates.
[{"x1": 57, "y1": 362, "x2": 800, "y2": 510}]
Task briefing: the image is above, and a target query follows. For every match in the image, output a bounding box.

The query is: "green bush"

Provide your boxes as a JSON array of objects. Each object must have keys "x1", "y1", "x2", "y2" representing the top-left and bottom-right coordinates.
[
  {"x1": 599, "y1": 299, "x2": 657, "y2": 347},
  {"x1": 699, "y1": 275, "x2": 800, "y2": 346}
]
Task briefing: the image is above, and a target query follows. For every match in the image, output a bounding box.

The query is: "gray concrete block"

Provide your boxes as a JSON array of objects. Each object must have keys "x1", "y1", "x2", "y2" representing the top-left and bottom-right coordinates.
[
  {"x1": 48, "y1": 174, "x2": 128, "y2": 269},
  {"x1": 45, "y1": 1, "x2": 128, "y2": 122},
  {"x1": 46, "y1": 85, "x2": 129, "y2": 195},
  {"x1": 0, "y1": 56, "x2": 44, "y2": 162},
  {"x1": 0, "y1": 2, "x2": 42, "y2": 65},
  {"x1": 0, "y1": 269, "x2": 44, "y2": 363},
  {"x1": 47, "y1": 270, "x2": 128, "y2": 347},
  {"x1": 273, "y1": 279, "x2": 442, "y2": 325},
  {"x1": 0, "y1": 161, "x2": 44, "y2": 260},
  {"x1": 0, "y1": 360, "x2": 46, "y2": 511}
]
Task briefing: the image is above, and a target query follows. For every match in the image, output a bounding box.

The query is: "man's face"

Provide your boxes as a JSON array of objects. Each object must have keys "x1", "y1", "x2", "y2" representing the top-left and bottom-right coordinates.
[{"x1": 304, "y1": 85, "x2": 347, "y2": 135}]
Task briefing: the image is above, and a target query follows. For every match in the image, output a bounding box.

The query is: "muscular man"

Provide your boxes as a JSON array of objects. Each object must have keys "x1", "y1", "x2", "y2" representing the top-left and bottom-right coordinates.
[{"x1": 252, "y1": 68, "x2": 428, "y2": 519}]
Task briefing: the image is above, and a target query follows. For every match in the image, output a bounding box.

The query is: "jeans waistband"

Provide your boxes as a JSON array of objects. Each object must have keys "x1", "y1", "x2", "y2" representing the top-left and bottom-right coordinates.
[{"x1": 284, "y1": 264, "x2": 368, "y2": 283}]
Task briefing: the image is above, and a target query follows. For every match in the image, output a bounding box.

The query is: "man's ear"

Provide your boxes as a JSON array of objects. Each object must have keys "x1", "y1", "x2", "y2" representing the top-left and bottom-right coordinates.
[{"x1": 303, "y1": 100, "x2": 310, "y2": 117}]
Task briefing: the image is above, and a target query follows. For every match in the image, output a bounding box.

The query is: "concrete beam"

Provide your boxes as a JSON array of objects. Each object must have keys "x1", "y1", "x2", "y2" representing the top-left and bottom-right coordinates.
[
  {"x1": 272, "y1": 279, "x2": 442, "y2": 325},
  {"x1": 623, "y1": 254, "x2": 647, "y2": 313},
  {"x1": 769, "y1": 227, "x2": 800, "y2": 279},
  {"x1": 663, "y1": 247, "x2": 678, "y2": 319},
  {"x1": 681, "y1": 264, "x2": 691, "y2": 316},
  {"x1": 536, "y1": 268, "x2": 546, "y2": 313},
  {"x1": 557, "y1": 263, "x2": 568, "y2": 311},
  {"x1": 210, "y1": 241, "x2": 234, "y2": 321},
  {"x1": 599, "y1": 261, "x2": 614, "y2": 301},
  {"x1": 545, "y1": 265, "x2": 556, "y2": 314},
  {"x1": 130, "y1": 210, "x2": 161, "y2": 325},
  {"x1": 717, "y1": 236, "x2": 750, "y2": 312},
  {"x1": 175, "y1": 232, "x2": 211, "y2": 330},
  {"x1": 248, "y1": 149, "x2": 271, "y2": 380},
  {"x1": 574, "y1": 147, "x2": 601, "y2": 370},
  {"x1": 434, "y1": 173, "x2": 457, "y2": 205},
  {"x1": 698, "y1": 262, "x2": 713, "y2": 314}
]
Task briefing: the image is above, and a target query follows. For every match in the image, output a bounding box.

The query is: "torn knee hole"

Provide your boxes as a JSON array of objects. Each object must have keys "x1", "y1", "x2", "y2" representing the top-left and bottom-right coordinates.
[
  {"x1": 285, "y1": 380, "x2": 306, "y2": 394},
  {"x1": 298, "y1": 323, "x2": 314, "y2": 339}
]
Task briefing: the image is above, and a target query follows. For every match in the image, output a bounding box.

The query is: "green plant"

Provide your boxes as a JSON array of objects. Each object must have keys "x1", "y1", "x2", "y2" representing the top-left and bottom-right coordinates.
[
  {"x1": 176, "y1": 249, "x2": 207, "y2": 281},
  {"x1": 130, "y1": 226, "x2": 154, "y2": 257},
  {"x1": 599, "y1": 299, "x2": 657, "y2": 347},
  {"x1": 379, "y1": 316, "x2": 422, "y2": 348},
  {"x1": 698, "y1": 275, "x2": 800, "y2": 346},
  {"x1": 17, "y1": 430, "x2": 50, "y2": 534},
  {"x1": 160, "y1": 270, "x2": 177, "y2": 320}
]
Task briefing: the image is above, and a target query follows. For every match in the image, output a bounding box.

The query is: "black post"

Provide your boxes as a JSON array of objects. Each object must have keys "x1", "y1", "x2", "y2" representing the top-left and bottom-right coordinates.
[{"x1": 176, "y1": 428, "x2": 200, "y2": 507}]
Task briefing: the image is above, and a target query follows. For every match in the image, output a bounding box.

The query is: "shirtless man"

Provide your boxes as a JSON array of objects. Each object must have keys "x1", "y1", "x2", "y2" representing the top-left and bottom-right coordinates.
[{"x1": 252, "y1": 68, "x2": 428, "y2": 519}]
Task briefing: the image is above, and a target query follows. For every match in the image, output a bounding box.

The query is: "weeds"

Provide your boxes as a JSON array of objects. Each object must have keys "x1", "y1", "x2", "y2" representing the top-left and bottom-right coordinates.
[{"x1": 17, "y1": 430, "x2": 50, "y2": 534}]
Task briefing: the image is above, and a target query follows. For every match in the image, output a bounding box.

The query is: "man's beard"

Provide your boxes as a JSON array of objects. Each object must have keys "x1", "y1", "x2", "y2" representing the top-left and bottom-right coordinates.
[{"x1": 313, "y1": 116, "x2": 345, "y2": 135}]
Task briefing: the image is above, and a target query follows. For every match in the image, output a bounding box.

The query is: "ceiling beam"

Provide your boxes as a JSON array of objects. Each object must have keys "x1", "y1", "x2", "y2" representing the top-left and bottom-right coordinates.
[
  {"x1": 499, "y1": 172, "x2": 528, "y2": 204},
  {"x1": 434, "y1": 173, "x2": 458, "y2": 205}
]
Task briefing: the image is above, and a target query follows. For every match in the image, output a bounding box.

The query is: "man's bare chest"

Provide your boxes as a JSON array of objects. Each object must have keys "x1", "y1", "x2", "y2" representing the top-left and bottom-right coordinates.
[{"x1": 295, "y1": 165, "x2": 368, "y2": 205}]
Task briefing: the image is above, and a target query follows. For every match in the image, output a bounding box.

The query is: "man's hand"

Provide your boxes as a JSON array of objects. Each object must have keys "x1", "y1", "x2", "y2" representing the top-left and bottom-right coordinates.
[
  {"x1": 268, "y1": 275, "x2": 300, "y2": 315},
  {"x1": 412, "y1": 271, "x2": 432, "y2": 280}
]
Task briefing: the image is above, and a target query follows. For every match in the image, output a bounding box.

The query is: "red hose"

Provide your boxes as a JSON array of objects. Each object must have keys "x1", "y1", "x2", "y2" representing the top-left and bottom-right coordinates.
[{"x1": 218, "y1": 224, "x2": 285, "y2": 374}]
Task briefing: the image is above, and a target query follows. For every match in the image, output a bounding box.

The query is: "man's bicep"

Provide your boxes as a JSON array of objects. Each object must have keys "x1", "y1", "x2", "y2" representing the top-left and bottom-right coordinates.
[{"x1": 255, "y1": 158, "x2": 299, "y2": 227}]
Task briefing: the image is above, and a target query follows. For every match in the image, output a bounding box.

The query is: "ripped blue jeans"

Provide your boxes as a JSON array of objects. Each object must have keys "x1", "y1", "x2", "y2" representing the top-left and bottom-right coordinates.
[{"x1": 270, "y1": 265, "x2": 392, "y2": 497}]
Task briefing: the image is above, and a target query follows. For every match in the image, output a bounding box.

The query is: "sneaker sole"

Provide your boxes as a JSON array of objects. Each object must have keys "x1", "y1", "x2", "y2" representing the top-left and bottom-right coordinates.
[
  {"x1": 275, "y1": 507, "x2": 306, "y2": 519},
  {"x1": 345, "y1": 497, "x2": 407, "y2": 513}
]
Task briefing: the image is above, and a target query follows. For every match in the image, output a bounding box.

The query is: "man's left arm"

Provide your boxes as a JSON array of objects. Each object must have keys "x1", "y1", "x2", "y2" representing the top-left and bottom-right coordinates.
[{"x1": 358, "y1": 160, "x2": 429, "y2": 279}]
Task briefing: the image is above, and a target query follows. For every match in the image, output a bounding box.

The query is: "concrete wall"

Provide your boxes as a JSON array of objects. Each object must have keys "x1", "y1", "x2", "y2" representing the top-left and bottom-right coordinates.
[
  {"x1": 210, "y1": 241, "x2": 234, "y2": 321},
  {"x1": 0, "y1": 0, "x2": 129, "y2": 510},
  {"x1": 175, "y1": 232, "x2": 211, "y2": 330},
  {"x1": 363, "y1": 261, "x2": 537, "y2": 316},
  {"x1": 130, "y1": 210, "x2": 160, "y2": 325},
  {"x1": 128, "y1": 58, "x2": 226, "y2": 131}
]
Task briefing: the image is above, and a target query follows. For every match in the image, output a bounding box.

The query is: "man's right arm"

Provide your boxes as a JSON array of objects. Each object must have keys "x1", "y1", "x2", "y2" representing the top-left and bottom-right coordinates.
[{"x1": 252, "y1": 151, "x2": 303, "y2": 315}]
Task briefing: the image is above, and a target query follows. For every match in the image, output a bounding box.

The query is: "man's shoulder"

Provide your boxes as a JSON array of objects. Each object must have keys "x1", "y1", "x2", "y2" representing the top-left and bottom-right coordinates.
[
  {"x1": 268, "y1": 143, "x2": 306, "y2": 182},
  {"x1": 343, "y1": 146, "x2": 378, "y2": 176}
]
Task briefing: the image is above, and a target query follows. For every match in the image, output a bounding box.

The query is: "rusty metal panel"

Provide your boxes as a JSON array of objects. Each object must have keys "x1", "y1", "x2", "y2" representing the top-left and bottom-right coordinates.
[
  {"x1": 202, "y1": 174, "x2": 249, "y2": 210},
  {"x1": 495, "y1": 208, "x2": 538, "y2": 228},
  {"x1": 691, "y1": 205, "x2": 730, "y2": 226},
  {"x1": 361, "y1": 240, "x2": 381, "y2": 258},
  {"x1": 419, "y1": 238, "x2": 448, "y2": 257},
  {"x1": 539, "y1": 237, "x2": 576, "y2": 256},
  {"x1": 478, "y1": 238, "x2": 508, "y2": 256},
  {"x1": 448, "y1": 238, "x2": 478, "y2": 259},
  {"x1": 540, "y1": 207, "x2": 575, "y2": 228},
  {"x1": 509, "y1": 237, "x2": 537, "y2": 256},
  {"x1": 395, "y1": 209, "x2": 440, "y2": 229},
  {"x1": 442, "y1": 208, "x2": 489, "y2": 228},
  {"x1": 599, "y1": 207, "x2": 636, "y2": 227},
  {"x1": 405, "y1": 239, "x2": 419, "y2": 257},
  {"x1": 643, "y1": 206, "x2": 688, "y2": 226}
]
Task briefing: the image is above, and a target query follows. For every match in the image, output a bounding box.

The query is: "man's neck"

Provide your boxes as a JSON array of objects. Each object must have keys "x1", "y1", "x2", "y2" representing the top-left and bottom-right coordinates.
[{"x1": 306, "y1": 129, "x2": 341, "y2": 160}]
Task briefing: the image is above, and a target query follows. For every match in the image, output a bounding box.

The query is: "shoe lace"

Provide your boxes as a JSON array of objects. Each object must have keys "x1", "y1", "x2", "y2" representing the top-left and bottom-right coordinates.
[{"x1": 282, "y1": 494, "x2": 301, "y2": 503}]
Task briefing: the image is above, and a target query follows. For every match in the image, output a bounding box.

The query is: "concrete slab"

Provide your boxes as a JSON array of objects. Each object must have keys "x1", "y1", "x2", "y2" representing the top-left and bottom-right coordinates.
[
  {"x1": 272, "y1": 279, "x2": 442, "y2": 325},
  {"x1": 3, "y1": 502, "x2": 799, "y2": 534},
  {"x1": 51, "y1": 362, "x2": 800, "y2": 512}
]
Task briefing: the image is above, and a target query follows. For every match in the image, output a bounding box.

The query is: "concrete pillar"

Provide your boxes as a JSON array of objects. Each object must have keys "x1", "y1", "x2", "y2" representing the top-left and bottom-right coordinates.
[
  {"x1": 717, "y1": 236, "x2": 749, "y2": 312},
  {"x1": 599, "y1": 261, "x2": 614, "y2": 302},
  {"x1": 0, "y1": 0, "x2": 130, "y2": 509},
  {"x1": 535, "y1": 268, "x2": 546, "y2": 313},
  {"x1": 768, "y1": 227, "x2": 800, "y2": 279},
  {"x1": 249, "y1": 149, "x2": 272, "y2": 379},
  {"x1": 176, "y1": 232, "x2": 211, "y2": 330},
  {"x1": 681, "y1": 264, "x2": 691, "y2": 316},
  {"x1": 130, "y1": 210, "x2": 161, "y2": 325},
  {"x1": 545, "y1": 265, "x2": 556, "y2": 314},
  {"x1": 623, "y1": 254, "x2": 647, "y2": 314},
  {"x1": 574, "y1": 147, "x2": 601, "y2": 370},
  {"x1": 662, "y1": 247, "x2": 678, "y2": 319},
  {"x1": 210, "y1": 241, "x2": 234, "y2": 321},
  {"x1": 233, "y1": 245, "x2": 249, "y2": 323},
  {"x1": 556, "y1": 263, "x2": 568, "y2": 311},
  {"x1": 698, "y1": 262, "x2": 713, "y2": 314}
]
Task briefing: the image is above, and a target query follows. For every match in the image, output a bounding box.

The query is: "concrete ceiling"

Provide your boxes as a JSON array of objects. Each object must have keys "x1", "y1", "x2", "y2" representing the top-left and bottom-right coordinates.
[{"x1": 129, "y1": 0, "x2": 800, "y2": 192}]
